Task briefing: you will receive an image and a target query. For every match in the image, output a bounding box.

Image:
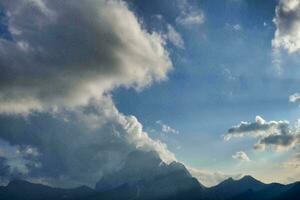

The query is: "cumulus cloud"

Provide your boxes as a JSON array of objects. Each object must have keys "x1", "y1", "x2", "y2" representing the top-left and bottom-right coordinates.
[
  {"x1": 272, "y1": 0, "x2": 300, "y2": 53},
  {"x1": 0, "y1": 0, "x2": 172, "y2": 114},
  {"x1": 232, "y1": 151, "x2": 250, "y2": 162},
  {"x1": 176, "y1": 0, "x2": 204, "y2": 27},
  {"x1": 224, "y1": 116, "x2": 300, "y2": 151},
  {"x1": 156, "y1": 120, "x2": 179, "y2": 134},
  {"x1": 0, "y1": 0, "x2": 176, "y2": 188}
]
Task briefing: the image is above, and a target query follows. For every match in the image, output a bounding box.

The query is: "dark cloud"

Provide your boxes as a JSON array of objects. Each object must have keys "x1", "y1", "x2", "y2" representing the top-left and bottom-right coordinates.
[{"x1": 225, "y1": 116, "x2": 300, "y2": 151}]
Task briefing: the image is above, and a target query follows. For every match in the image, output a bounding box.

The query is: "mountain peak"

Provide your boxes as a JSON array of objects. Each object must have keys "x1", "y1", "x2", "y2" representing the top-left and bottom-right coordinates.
[
  {"x1": 239, "y1": 175, "x2": 263, "y2": 184},
  {"x1": 7, "y1": 179, "x2": 33, "y2": 187}
]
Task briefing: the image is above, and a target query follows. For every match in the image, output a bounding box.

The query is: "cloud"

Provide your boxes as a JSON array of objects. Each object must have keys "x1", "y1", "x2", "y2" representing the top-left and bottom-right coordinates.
[
  {"x1": 187, "y1": 166, "x2": 243, "y2": 187},
  {"x1": 0, "y1": 97, "x2": 176, "y2": 187},
  {"x1": 224, "y1": 116, "x2": 300, "y2": 151},
  {"x1": 272, "y1": 0, "x2": 300, "y2": 53},
  {"x1": 165, "y1": 24, "x2": 184, "y2": 49},
  {"x1": 156, "y1": 120, "x2": 179, "y2": 134},
  {"x1": 225, "y1": 23, "x2": 242, "y2": 32},
  {"x1": 232, "y1": 151, "x2": 250, "y2": 162},
  {"x1": 176, "y1": 0, "x2": 205, "y2": 27},
  {"x1": 289, "y1": 93, "x2": 300, "y2": 103},
  {"x1": 0, "y1": 0, "x2": 172, "y2": 114},
  {"x1": 0, "y1": 0, "x2": 176, "y2": 188}
]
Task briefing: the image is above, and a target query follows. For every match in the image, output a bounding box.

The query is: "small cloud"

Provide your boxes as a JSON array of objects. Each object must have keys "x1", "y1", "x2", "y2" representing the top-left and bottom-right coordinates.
[
  {"x1": 225, "y1": 23, "x2": 242, "y2": 32},
  {"x1": 176, "y1": 1, "x2": 205, "y2": 27},
  {"x1": 289, "y1": 93, "x2": 300, "y2": 103},
  {"x1": 156, "y1": 120, "x2": 179, "y2": 134},
  {"x1": 263, "y1": 22, "x2": 268, "y2": 27},
  {"x1": 232, "y1": 151, "x2": 250, "y2": 162},
  {"x1": 233, "y1": 24, "x2": 242, "y2": 31},
  {"x1": 165, "y1": 24, "x2": 185, "y2": 49},
  {"x1": 176, "y1": 11, "x2": 205, "y2": 26}
]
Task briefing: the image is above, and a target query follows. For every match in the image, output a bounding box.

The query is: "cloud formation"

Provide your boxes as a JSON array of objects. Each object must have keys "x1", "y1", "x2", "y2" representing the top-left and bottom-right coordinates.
[
  {"x1": 224, "y1": 116, "x2": 300, "y2": 151},
  {"x1": 0, "y1": 0, "x2": 176, "y2": 188},
  {"x1": 232, "y1": 151, "x2": 250, "y2": 162},
  {"x1": 0, "y1": 0, "x2": 172, "y2": 114},
  {"x1": 272, "y1": 0, "x2": 300, "y2": 53}
]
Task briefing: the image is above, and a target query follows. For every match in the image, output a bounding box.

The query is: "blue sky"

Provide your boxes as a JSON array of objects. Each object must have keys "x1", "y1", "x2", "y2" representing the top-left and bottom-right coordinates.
[
  {"x1": 113, "y1": 0, "x2": 300, "y2": 183},
  {"x1": 0, "y1": 0, "x2": 300, "y2": 187}
]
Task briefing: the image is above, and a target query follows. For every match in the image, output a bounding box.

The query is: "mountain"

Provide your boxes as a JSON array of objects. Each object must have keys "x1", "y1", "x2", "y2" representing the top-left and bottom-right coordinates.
[
  {"x1": 204, "y1": 175, "x2": 267, "y2": 200},
  {"x1": 272, "y1": 182, "x2": 300, "y2": 200},
  {"x1": 94, "y1": 150, "x2": 203, "y2": 200},
  {"x1": 0, "y1": 166, "x2": 298, "y2": 200},
  {"x1": 0, "y1": 179, "x2": 95, "y2": 200}
]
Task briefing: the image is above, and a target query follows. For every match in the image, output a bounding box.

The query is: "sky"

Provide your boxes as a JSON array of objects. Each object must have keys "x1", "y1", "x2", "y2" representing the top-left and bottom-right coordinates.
[{"x1": 0, "y1": 0, "x2": 300, "y2": 188}]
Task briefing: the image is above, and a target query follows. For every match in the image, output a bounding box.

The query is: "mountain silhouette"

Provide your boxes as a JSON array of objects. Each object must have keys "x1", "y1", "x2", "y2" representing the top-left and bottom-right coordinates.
[
  {"x1": 204, "y1": 175, "x2": 266, "y2": 199},
  {"x1": 0, "y1": 179, "x2": 95, "y2": 200},
  {"x1": 0, "y1": 164, "x2": 298, "y2": 200},
  {"x1": 94, "y1": 150, "x2": 203, "y2": 200}
]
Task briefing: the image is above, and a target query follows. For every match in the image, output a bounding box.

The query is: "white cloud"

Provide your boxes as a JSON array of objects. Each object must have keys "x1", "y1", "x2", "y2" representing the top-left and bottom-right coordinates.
[
  {"x1": 233, "y1": 24, "x2": 242, "y2": 31},
  {"x1": 224, "y1": 116, "x2": 300, "y2": 151},
  {"x1": 272, "y1": 0, "x2": 300, "y2": 53},
  {"x1": 165, "y1": 24, "x2": 185, "y2": 49},
  {"x1": 289, "y1": 93, "x2": 300, "y2": 103},
  {"x1": 232, "y1": 151, "x2": 250, "y2": 162},
  {"x1": 0, "y1": 0, "x2": 172, "y2": 114},
  {"x1": 156, "y1": 120, "x2": 179, "y2": 134},
  {"x1": 176, "y1": 12, "x2": 205, "y2": 26}
]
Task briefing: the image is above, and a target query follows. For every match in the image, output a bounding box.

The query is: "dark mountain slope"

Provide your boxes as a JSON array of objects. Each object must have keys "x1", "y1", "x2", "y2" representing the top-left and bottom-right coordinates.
[
  {"x1": 93, "y1": 150, "x2": 203, "y2": 200},
  {"x1": 274, "y1": 182, "x2": 300, "y2": 200},
  {"x1": 0, "y1": 179, "x2": 95, "y2": 200},
  {"x1": 204, "y1": 175, "x2": 267, "y2": 200}
]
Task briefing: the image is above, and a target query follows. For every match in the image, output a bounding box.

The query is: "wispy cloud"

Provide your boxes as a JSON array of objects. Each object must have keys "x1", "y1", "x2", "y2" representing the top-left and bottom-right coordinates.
[
  {"x1": 156, "y1": 120, "x2": 179, "y2": 134},
  {"x1": 232, "y1": 151, "x2": 250, "y2": 162}
]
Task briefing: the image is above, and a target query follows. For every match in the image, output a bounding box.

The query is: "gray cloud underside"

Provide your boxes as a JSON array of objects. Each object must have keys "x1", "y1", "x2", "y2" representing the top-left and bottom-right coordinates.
[{"x1": 225, "y1": 116, "x2": 300, "y2": 151}]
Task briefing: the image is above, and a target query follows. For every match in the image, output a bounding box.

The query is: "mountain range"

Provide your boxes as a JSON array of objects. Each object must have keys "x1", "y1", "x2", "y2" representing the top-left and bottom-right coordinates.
[{"x1": 0, "y1": 151, "x2": 299, "y2": 200}]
